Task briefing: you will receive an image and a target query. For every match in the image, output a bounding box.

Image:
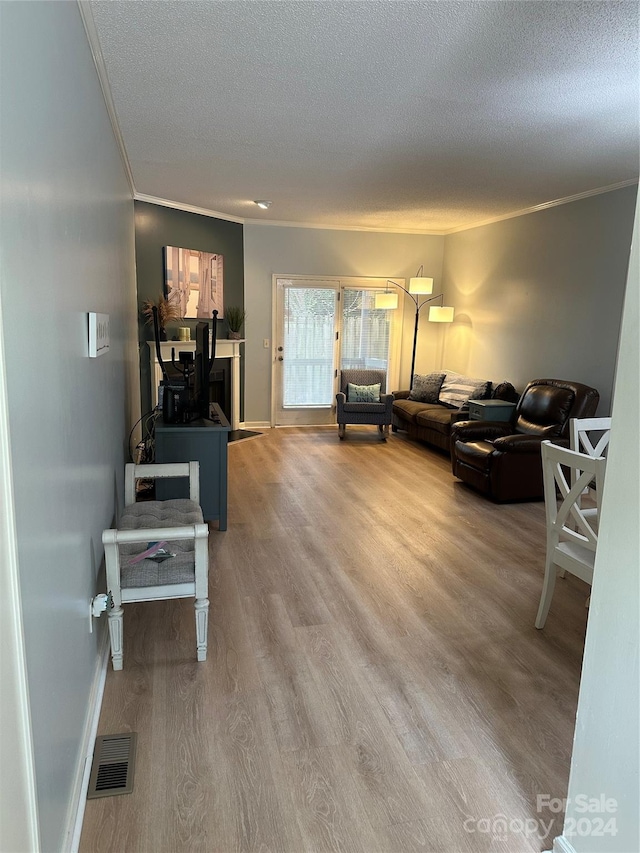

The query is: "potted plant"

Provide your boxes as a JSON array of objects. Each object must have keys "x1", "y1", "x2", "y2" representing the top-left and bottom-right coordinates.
[
  {"x1": 141, "y1": 293, "x2": 181, "y2": 340},
  {"x1": 225, "y1": 306, "x2": 246, "y2": 340}
]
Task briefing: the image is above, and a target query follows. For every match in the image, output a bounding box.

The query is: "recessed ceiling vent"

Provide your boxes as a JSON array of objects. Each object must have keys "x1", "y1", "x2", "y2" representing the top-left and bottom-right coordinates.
[{"x1": 87, "y1": 733, "x2": 137, "y2": 799}]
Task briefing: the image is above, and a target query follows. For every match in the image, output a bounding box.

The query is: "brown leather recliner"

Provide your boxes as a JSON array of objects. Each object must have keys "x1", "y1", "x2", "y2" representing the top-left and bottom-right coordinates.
[{"x1": 450, "y1": 379, "x2": 600, "y2": 502}]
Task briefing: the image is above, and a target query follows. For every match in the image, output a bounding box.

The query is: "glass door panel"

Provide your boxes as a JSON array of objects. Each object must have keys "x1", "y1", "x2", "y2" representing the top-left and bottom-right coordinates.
[
  {"x1": 275, "y1": 280, "x2": 339, "y2": 425},
  {"x1": 340, "y1": 288, "x2": 391, "y2": 375}
]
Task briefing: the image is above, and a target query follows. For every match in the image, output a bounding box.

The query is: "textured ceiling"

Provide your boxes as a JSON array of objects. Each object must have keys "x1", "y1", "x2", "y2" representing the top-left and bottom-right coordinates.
[{"x1": 89, "y1": 0, "x2": 639, "y2": 232}]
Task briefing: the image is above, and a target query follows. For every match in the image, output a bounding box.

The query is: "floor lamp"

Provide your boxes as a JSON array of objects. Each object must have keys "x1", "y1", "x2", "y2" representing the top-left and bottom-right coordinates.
[{"x1": 375, "y1": 268, "x2": 454, "y2": 388}]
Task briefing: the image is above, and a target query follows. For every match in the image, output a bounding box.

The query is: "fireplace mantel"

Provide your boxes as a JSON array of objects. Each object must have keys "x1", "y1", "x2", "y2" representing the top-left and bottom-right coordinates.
[{"x1": 147, "y1": 339, "x2": 243, "y2": 431}]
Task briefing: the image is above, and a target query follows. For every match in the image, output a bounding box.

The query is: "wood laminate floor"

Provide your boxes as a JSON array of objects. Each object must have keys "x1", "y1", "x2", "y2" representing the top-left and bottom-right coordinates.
[{"x1": 80, "y1": 427, "x2": 589, "y2": 853}]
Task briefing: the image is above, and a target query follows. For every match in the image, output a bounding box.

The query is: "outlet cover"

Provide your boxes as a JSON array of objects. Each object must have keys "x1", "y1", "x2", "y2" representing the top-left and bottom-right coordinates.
[{"x1": 89, "y1": 313, "x2": 110, "y2": 357}]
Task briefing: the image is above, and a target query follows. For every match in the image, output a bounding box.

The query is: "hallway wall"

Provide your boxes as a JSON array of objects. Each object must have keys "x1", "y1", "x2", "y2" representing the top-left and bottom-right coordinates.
[{"x1": 0, "y1": 3, "x2": 138, "y2": 849}]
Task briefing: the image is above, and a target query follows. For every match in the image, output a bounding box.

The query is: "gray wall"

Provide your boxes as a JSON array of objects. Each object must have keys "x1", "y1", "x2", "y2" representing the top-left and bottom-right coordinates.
[
  {"x1": 441, "y1": 186, "x2": 637, "y2": 413},
  {"x1": 243, "y1": 226, "x2": 446, "y2": 423},
  {"x1": 134, "y1": 201, "x2": 244, "y2": 416},
  {"x1": 0, "y1": 3, "x2": 138, "y2": 849}
]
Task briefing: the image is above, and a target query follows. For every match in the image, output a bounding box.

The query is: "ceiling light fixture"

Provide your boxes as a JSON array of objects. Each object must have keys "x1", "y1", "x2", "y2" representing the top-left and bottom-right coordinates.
[{"x1": 254, "y1": 200, "x2": 272, "y2": 209}]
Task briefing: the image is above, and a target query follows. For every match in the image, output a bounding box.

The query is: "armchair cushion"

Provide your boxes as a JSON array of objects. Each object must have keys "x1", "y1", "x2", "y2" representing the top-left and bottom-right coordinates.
[
  {"x1": 342, "y1": 400, "x2": 388, "y2": 414},
  {"x1": 347, "y1": 382, "x2": 381, "y2": 402}
]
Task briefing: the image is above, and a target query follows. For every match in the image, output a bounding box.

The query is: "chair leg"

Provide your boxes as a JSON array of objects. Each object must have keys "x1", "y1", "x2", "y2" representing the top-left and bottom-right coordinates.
[
  {"x1": 391, "y1": 424, "x2": 398, "y2": 433},
  {"x1": 535, "y1": 556, "x2": 558, "y2": 630},
  {"x1": 195, "y1": 597, "x2": 209, "y2": 661},
  {"x1": 108, "y1": 606, "x2": 124, "y2": 670},
  {"x1": 338, "y1": 423, "x2": 345, "y2": 439},
  {"x1": 378, "y1": 424, "x2": 387, "y2": 441}
]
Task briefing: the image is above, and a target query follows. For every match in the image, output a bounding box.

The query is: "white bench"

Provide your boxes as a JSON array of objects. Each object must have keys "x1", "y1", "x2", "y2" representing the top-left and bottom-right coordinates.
[{"x1": 102, "y1": 462, "x2": 209, "y2": 670}]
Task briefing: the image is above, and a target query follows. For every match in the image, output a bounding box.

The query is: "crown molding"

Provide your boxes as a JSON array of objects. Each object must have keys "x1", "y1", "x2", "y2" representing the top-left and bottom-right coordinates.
[
  {"x1": 243, "y1": 217, "x2": 447, "y2": 236},
  {"x1": 77, "y1": 1, "x2": 135, "y2": 196},
  {"x1": 134, "y1": 194, "x2": 245, "y2": 224},
  {"x1": 443, "y1": 179, "x2": 639, "y2": 234},
  {"x1": 133, "y1": 180, "x2": 638, "y2": 236}
]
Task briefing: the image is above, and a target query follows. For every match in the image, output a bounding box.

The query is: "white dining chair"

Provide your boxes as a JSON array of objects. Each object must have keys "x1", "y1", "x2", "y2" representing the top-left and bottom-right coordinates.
[
  {"x1": 535, "y1": 441, "x2": 606, "y2": 630},
  {"x1": 570, "y1": 416, "x2": 611, "y2": 502}
]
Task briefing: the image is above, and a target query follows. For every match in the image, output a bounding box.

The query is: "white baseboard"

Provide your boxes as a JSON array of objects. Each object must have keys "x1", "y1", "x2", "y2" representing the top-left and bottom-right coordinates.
[
  {"x1": 543, "y1": 835, "x2": 577, "y2": 853},
  {"x1": 63, "y1": 627, "x2": 110, "y2": 853},
  {"x1": 243, "y1": 421, "x2": 271, "y2": 429}
]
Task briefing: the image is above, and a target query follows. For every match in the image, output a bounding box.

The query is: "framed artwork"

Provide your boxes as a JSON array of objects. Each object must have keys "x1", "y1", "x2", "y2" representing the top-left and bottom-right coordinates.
[{"x1": 164, "y1": 245, "x2": 224, "y2": 319}]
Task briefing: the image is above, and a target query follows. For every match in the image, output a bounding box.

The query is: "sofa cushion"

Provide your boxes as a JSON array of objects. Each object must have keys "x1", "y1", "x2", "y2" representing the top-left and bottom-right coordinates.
[
  {"x1": 392, "y1": 398, "x2": 433, "y2": 424},
  {"x1": 347, "y1": 382, "x2": 380, "y2": 402},
  {"x1": 439, "y1": 371, "x2": 491, "y2": 408},
  {"x1": 408, "y1": 372, "x2": 445, "y2": 403},
  {"x1": 415, "y1": 406, "x2": 457, "y2": 435}
]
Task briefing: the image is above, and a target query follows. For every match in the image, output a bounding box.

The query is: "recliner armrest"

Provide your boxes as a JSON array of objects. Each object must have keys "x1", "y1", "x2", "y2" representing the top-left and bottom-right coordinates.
[
  {"x1": 492, "y1": 434, "x2": 543, "y2": 453},
  {"x1": 492, "y1": 435, "x2": 569, "y2": 453},
  {"x1": 393, "y1": 390, "x2": 410, "y2": 400},
  {"x1": 451, "y1": 421, "x2": 511, "y2": 442}
]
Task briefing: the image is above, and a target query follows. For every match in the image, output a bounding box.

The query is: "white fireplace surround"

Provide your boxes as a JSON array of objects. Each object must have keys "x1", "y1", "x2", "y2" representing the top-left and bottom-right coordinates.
[{"x1": 147, "y1": 338, "x2": 243, "y2": 431}]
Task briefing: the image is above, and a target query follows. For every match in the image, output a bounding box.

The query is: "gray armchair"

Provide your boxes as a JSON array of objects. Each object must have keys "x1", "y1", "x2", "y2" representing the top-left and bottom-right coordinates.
[{"x1": 336, "y1": 369, "x2": 394, "y2": 440}]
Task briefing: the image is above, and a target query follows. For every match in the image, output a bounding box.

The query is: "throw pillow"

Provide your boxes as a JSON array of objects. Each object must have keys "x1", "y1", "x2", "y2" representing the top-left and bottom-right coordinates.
[
  {"x1": 492, "y1": 381, "x2": 520, "y2": 403},
  {"x1": 438, "y1": 371, "x2": 491, "y2": 408},
  {"x1": 347, "y1": 382, "x2": 381, "y2": 403},
  {"x1": 408, "y1": 372, "x2": 445, "y2": 403}
]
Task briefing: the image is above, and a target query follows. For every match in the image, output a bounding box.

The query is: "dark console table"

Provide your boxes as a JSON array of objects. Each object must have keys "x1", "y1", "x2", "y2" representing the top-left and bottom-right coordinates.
[{"x1": 155, "y1": 404, "x2": 230, "y2": 529}]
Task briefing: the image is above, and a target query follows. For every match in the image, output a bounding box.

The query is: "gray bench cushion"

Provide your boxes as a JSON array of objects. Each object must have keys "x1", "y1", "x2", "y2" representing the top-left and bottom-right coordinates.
[{"x1": 118, "y1": 499, "x2": 203, "y2": 588}]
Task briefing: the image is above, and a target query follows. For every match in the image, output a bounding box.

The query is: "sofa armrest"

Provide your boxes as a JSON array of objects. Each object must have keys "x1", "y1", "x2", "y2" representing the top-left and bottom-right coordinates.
[
  {"x1": 451, "y1": 407, "x2": 469, "y2": 424},
  {"x1": 393, "y1": 390, "x2": 410, "y2": 400},
  {"x1": 451, "y1": 420, "x2": 512, "y2": 442}
]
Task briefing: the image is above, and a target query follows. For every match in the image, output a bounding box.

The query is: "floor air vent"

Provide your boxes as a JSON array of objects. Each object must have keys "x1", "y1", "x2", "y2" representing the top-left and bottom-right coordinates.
[{"x1": 87, "y1": 733, "x2": 136, "y2": 799}]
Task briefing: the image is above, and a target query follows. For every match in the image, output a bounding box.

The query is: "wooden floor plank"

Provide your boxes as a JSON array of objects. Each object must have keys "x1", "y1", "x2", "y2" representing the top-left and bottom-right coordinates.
[{"x1": 80, "y1": 427, "x2": 587, "y2": 852}]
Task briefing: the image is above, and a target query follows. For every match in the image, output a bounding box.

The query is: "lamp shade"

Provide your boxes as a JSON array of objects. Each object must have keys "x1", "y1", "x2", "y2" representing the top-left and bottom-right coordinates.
[
  {"x1": 428, "y1": 305, "x2": 454, "y2": 323},
  {"x1": 374, "y1": 291, "x2": 399, "y2": 310},
  {"x1": 409, "y1": 276, "x2": 434, "y2": 295}
]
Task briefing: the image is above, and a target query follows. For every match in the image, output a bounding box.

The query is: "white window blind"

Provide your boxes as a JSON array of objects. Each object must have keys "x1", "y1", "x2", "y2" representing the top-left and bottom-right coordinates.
[{"x1": 340, "y1": 288, "x2": 391, "y2": 374}]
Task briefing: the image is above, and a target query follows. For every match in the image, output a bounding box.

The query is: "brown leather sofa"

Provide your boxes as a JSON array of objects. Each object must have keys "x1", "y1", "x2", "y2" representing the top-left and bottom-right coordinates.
[
  {"x1": 391, "y1": 390, "x2": 470, "y2": 452},
  {"x1": 450, "y1": 378, "x2": 600, "y2": 502}
]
